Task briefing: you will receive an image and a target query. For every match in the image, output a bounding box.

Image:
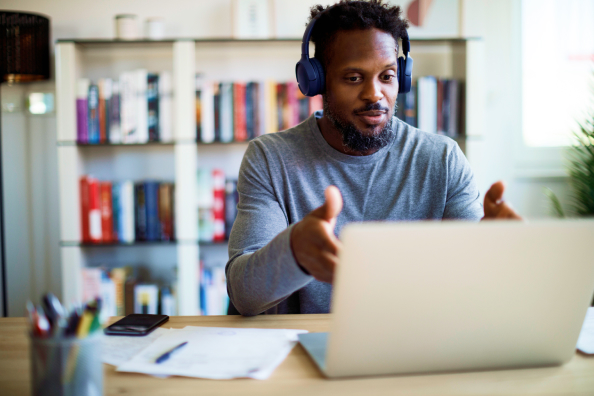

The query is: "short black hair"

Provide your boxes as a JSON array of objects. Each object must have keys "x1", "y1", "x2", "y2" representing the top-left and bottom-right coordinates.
[{"x1": 308, "y1": 0, "x2": 409, "y2": 70}]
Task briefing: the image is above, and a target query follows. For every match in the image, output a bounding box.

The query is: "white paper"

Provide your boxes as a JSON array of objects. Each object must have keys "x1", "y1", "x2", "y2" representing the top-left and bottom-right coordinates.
[
  {"x1": 116, "y1": 326, "x2": 307, "y2": 380},
  {"x1": 102, "y1": 327, "x2": 172, "y2": 366},
  {"x1": 577, "y1": 307, "x2": 594, "y2": 354}
]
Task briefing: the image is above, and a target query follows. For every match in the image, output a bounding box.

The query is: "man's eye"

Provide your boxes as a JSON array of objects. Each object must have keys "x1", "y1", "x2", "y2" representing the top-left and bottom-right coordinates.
[
  {"x1": 347, "y1": 76, "x2": 361, "y2": 82},
  {"x1": 382, "y1": 75, "x2": 395, "y2": 81}
]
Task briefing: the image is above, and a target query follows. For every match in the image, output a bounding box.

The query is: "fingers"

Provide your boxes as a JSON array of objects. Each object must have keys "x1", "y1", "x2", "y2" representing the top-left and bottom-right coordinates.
[
  {"x1": 297, "y1": 249, "x2": 339, "y2": 283},
  {"x1": 485, "y1": 180, "x2": 505, "y2": 204},
  {"x1": 309, "y1": 185, "x2": 343, "y2": 222}
]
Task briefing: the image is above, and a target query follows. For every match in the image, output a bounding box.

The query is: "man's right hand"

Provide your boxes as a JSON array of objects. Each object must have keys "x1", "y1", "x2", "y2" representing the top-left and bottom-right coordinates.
[{"x1": 290, "y1": 185, "x2": 343, "y2": 284}]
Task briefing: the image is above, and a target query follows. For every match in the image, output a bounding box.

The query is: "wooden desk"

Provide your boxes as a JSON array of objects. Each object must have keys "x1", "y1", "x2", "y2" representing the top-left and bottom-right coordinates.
[{"x1": 1, "y1": 314, "x2": 593, "y2": 395}]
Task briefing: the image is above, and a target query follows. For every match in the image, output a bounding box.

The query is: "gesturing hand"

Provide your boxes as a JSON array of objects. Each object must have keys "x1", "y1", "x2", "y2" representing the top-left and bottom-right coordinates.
[
  {"x1": 482, "y1": 181, "x2": 523, "y2": 220},
  {"x1": 290, "y1": 185, "x2": 344, "y2": 283}
]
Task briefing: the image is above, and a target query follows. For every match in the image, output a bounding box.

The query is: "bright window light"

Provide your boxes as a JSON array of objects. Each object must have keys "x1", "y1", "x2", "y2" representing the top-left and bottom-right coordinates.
[{"x1": 522, "y1": 0, "x2": 594, "y2": 147}]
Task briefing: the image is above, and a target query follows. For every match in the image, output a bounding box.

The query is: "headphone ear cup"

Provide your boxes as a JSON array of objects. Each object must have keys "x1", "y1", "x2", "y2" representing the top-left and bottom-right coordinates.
[
  {"x1": 310, "y1": 57, "x2": 325, "y2": 96},
  {"x1": 397, "y1": 56, "x2": 406, "y2": 94}
]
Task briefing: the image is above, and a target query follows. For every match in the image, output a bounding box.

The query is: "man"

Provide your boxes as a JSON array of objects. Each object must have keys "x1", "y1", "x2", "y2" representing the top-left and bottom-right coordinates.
[{"x1": 226, "y1": 0, "x2": 520, "y2": 316}]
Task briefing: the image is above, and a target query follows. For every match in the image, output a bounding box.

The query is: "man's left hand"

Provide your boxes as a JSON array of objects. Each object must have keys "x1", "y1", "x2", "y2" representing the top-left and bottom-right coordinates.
[{"x1": 482, "y1": 181, "x2": 523, "y2": 220}]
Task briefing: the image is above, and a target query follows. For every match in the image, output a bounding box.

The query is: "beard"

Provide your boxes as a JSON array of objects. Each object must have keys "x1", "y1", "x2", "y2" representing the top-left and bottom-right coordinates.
[{"x1": 323, "y1": 96, "x2": 395, "y2": 154}]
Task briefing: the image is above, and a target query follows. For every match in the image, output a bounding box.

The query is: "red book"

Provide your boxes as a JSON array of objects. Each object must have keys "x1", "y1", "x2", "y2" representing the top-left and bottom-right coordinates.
[
  {"x1": 88, "y1": 177, "x2": 103, "y2": 243},
  {"x1": 212, "y1": 169, "x2": 226, "y2": 242},
  {"x1": 233, "y1": 82, "x2": 247, "y2": 141},
  {"x1": 80, "y1": 177, "x2": 91, "y2": 242},
  {"x1": 100, "y1": 181, "x2": 113, "y2": 242}
]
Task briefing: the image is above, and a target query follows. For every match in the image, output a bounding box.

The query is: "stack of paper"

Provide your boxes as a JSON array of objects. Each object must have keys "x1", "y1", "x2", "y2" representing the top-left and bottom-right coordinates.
[{"x1": 103, "y1": 326, "x2": 306, "y2": 380}]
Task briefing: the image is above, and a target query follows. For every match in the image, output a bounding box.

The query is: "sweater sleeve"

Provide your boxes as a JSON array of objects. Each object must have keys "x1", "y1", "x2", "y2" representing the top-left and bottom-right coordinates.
[
  {"x1": 225, "y1": 141, "x2": 313, "y2": 316},
  {"x1": 442, "y1": 142, "x2": 484, "y2": 221}
]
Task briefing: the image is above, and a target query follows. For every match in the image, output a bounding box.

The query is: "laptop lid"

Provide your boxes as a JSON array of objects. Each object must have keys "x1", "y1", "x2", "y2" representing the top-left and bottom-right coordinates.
[{"x1": 324, "y1": 220, "x2": 594, "y2": 378}]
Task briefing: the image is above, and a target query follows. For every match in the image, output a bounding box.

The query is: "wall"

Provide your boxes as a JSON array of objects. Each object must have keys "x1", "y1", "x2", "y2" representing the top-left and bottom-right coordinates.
[{"x1": 0, "y1": 0, "x2": 570, "y2": 316}]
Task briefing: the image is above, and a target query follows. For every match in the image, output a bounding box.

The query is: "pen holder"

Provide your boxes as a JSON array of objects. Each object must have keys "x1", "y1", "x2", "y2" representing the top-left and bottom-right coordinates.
[{"x1": 29, "y1": 333, "x2": 103, "y2": 396}]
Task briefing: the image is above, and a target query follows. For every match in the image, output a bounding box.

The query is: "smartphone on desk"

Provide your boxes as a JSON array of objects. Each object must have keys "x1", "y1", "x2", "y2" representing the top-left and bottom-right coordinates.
[{"x1": 104, "y1": 314, "x2": 169, "y2": 336}]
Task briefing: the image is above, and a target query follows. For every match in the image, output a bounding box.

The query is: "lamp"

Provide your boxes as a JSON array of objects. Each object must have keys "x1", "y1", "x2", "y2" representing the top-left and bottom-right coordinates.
[{"x1": 0, "y1": 11, "x2": 50, "y2": 316}]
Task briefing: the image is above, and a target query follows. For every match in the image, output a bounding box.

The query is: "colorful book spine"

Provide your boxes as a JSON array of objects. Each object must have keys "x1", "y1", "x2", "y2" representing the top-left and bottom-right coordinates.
[
  {"x1": 136, "y1": 69, "x2": 149, "y2": 144},
  {"x1": 76, "y1": 79, "x2": 90, "y2": 144},
  {"x1": 120, "y1": 181, "x2": 135, "y2": 243},
  {"x1": 120, "y1": 71, "x2": 137, "y2": 144},
  {"x1": 144, "y1": 181, "x2": 160, "y2": 241},
  {"x1": 220, "y1": 82, "x2": 234, "y2": 143},
  {"x1": 158, "y1": 183, "x2": 174, "y2": 241},
  {"x1": 245, "y1": 82, "x2": 255, "y2": 140},
  {"x1": 88, "y1": 177, "x2": 102, "y2": 243},
  {"x1": 159, "y1": 71, "x2": 173, "y2": 143},
  {"x1": 110, "y1": 267, "x2": 127, "y2": 316},
  {"x1": 111, "y1": 182, "x2": 120, "y2": 242},
  {"x1": 233, "y1": 82, "x2": 247, "y2": 141},
  {"x1": 446, "y1": 79, "x2": 460, "y2": 138},
  {"x1": 87, "y1": 84, "x2": 100, "y2": 144},
  {"x1": 109, "y1": 81, "x2": 121, "y2": 144},
  {"x1": 266, "y1": 80, "x2": 278, "y2": 134},
  {"x1": 80, "y1": 176, "x2": 90, "y2": 242},
  {"x1": 199, "y1": 80, "x2": 215, "y2": 143},
  {"x1": 100, "y1": 181, "x2": 114, "y2": 242},
  {"x1": 147, "y1": 73, "x2": 159, "y2": 142},
  {"x1": 212, "y1": 169, "x2": 226, "y2": 242},
  {"x1": 134, "y1": 183, "x2": 147, "y2": 241},
  {"x1": 213, "y1": 82, "x2": 221, "y2": 142},
  {"x1": 404, "y1": 83, "x2": 417, "y2": 127}
]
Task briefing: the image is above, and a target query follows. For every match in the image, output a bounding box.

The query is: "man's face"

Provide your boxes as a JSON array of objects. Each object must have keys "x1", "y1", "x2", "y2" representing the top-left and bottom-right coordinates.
[{"x1": 323, "y1": 28, "x2": 399, "y2": 153}]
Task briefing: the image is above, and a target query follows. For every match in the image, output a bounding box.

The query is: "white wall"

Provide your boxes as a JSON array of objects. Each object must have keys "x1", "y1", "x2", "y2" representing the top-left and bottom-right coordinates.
[{"x1": 0, "y1": 0, "x2": 570, "y2": 316}]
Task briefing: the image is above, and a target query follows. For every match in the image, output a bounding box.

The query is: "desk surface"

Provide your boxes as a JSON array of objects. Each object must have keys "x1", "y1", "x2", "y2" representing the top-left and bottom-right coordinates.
[{"x1": 1, "y1": 314, "x2": 593, "y2": 395}]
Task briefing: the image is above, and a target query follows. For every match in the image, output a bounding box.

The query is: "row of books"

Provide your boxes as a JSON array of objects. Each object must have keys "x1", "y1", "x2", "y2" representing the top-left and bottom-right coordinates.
[
  {"x1": 199, "y1": 263, "x2": 228, "y2": 316},
  {"x1": 197, "y1": 169, "x2": 239, "y2": 243},
  {"x1": 396, "y1": 77, "x2": 462, "y2": 138},
  {"x1": 195, "y1": 78, "x2": 323, "y2": 143},
  {"x1": 80, "y1": 176, "x2": 175, "y2": 244},
  {"x1": 76, "y1": 70, "x2": 173, "y2": 144},
  {"x1": 82, "y1": 266, "x2": 177, "y2": 318}
]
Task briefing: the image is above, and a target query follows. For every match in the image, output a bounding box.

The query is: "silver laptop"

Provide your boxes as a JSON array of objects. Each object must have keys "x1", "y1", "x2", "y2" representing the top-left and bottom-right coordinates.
[{"x1": 299, "y1": 220, "x2": 594, "y2": 378}]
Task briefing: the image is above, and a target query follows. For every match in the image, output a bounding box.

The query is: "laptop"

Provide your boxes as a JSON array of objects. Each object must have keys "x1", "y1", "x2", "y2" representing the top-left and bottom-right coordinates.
[{"x1": 298, "y1": 220, "x2": 594, "y2": 378}]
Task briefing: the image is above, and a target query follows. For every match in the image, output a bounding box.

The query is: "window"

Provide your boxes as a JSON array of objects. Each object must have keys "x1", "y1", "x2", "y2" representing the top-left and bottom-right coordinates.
[{"x1": 522, "y1": 0, "x2": 594, "y2": 147}]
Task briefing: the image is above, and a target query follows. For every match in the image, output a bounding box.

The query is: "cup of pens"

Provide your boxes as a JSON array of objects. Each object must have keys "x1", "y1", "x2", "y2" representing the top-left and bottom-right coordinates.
[{"x1": 28, "y1": 294, "x2": 104, "y2": 396}]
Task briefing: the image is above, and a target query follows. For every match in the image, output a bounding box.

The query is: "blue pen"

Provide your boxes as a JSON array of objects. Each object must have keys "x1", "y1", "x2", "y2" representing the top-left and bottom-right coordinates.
[{"x1": 155, "y1": 341, "x2": 188, "y2": 364}]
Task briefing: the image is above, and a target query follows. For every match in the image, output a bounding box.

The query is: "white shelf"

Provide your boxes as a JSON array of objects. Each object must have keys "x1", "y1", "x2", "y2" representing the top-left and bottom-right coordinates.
[{"x1": 55, "y1": 37, "x2": 485, "y2": 316}]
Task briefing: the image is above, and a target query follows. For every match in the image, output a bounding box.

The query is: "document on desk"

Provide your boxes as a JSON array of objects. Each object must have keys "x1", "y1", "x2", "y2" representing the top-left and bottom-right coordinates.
[
  {"x1": 116, "y1": 326, "x2": 307, "y2": 379},
  {"x1": 577, "y1": 307, "x2": 594, "y2": 354},
  {"x1": 102, "y1": 327, "x2": 174, "y2": 366}
]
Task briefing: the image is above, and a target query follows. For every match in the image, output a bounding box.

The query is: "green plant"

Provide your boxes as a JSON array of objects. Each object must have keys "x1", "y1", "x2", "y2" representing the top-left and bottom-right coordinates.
[{"x1": 546, "y1": 109, "x2": 594, "y2": 217}]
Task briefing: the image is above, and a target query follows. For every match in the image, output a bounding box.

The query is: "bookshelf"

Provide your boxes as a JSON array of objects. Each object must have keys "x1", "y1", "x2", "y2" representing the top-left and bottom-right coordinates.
[{"x1": 55, "y1": 37, "x2": 485, "y2": 316}]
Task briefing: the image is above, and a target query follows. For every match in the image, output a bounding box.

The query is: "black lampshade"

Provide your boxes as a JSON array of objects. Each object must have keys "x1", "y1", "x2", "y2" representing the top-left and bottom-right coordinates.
[{"x1": 0, "y1": 11, "x2": 50, "y2": 83}]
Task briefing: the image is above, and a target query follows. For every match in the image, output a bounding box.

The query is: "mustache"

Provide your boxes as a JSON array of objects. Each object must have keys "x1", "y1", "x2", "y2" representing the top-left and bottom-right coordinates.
[{"x1": 353, "y1": 102, "x2": 390, "y2": 114}]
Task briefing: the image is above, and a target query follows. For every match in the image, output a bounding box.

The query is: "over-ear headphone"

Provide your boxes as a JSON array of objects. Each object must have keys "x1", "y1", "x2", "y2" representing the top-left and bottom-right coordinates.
[{"x1": 295, "y1": 14, "x2": 414, "y2": 97}]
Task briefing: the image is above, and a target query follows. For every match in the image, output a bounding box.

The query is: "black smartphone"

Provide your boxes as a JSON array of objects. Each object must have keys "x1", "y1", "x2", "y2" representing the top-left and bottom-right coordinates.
[{"x1": 104, "y1": 314, "x2": 169, "y2": 336}]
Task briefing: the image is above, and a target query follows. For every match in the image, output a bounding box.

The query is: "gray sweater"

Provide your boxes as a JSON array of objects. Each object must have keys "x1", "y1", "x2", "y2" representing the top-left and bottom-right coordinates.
[{"x1": 226, "y1": 111, "x2": 483, "y2": 316}]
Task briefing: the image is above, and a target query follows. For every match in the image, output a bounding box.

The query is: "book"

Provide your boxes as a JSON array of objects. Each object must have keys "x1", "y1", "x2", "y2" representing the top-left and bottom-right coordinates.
[
  {"x1": 158, "y1": 183, "x2": 174, "y2": 241},
  {"x1": 87, "y1": 84, "x2": 100, "y2": 144},
  {"x1": 81, "y1": 267, "x2": 102, "y2": 303},
  {"x1": 80, "y1": 176, "x2": 91, "y2": 242},
  {"x1": 266, "y1": 80, "x2": 278, "y2": 134},
  {"x1": 147, "y1": 73, "x2": 159, "y2": 142},
  {"x1": 445, "y1": 79, "x2": 460, "y2": 138},
  {"x1": 233, "y1": 82, "x2": 247, "y2": 141},
  {"x1": 213, "y1": 82, "x2": 221, "y2": 142},
  {"x1": 436, "y1": 79, "x2": 445, "y2": 135},
  {"x1": 109, "y1": 81, "x2": 122, "y2": 143},
  {"x1": 220, "y1": 82, "x2": 234, "y2": 143},
  {"x1": 160, "y1": 286, "x2": 176, "y2": 316},
  {"x1": 144, "y1": 181, "x2": 160, "y2": 241},
  {"x1": 97, "y1": 78, "x2": 110, "y2": 143},
  {"x1": 111, "y1": 182, "x2": 120, "y2": 242},
  {"x1": 418, "y1": 76, "x2": 437, "y2": 133},
  {"x1": 198, "y1": 79, "x2": 215, "y2": 143},
  {"x1": 134, "y1": 284, "x2": 159, "y2": 314},
  {"x1": 120, "y1": 71, "x2": 137, "y2": 144},
  {"x1": 197, "y1": 169, "x2": 214, "y2": 242},
  {"x1": 135, "y1": 183, "x2": 148, "y2": 241},
  {"x1": 100, "y1": 269, "x2": 117, "y2": 319},
  {"x1": 212, "y1": 169, "x2": 226, "y2": 242},
  {"x1": 88, "y1": 177, "x2": 102, "y2": 242},
  {"x1": 245, "y1": 82, "x2": 255, "y2": 140},
  {"x1": 110, "y1": 267, "x2": 128, "y2": 316},
  {"x1": 403, "y1": 83, "x2": 417, "y2": 127},
  {"x1": 135, "y1": 69, "x2": 149, "y2": 144},
  {"x1": 158, "y1": 71, "x2": 173, "y2": 143},
  {"x1": 76, "y1": 79, "x2": 90, "y2": 144},
  {"x1": 120, "y1": 181, "x2": 135, "y2": 243},
  {"x1": 196, "y1": 76, "x2": 202, "y2": 142},
  {"x1": 100, "y1": 181, "x2": 114, "y2": 242}
]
